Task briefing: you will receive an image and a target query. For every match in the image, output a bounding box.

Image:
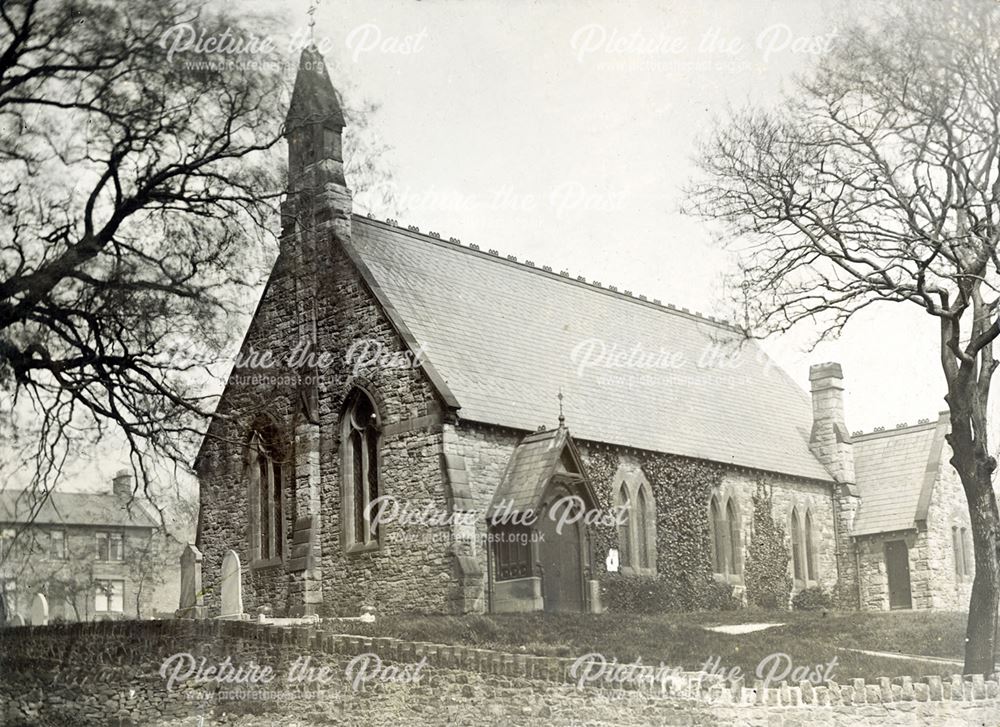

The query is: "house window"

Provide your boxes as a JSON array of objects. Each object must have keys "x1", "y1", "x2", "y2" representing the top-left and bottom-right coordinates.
[
  {"x1": 708, "y1": 494, "x2": 740, "y2": 578},
  {"x1": 791, "y1": 507, "x2": 817, "y2": 583},
  {"x1": 615, "y1": 476, "x2": 656, "y2": 575},
  {"x1": 495, "y1": 526, "x2": 532, "y2": 580},
  {"x1": 94, "y1": 579, "x2": 124, "y2": 613},
  {"x1": 249, "y1": 432, "x2": 283, "y2": 561},
  {"x1": 0, "y1": 528, "x2": 15, "y2": 561},
  {"x1": 49, "y1": 530, "x2": 66, "y2": 560},
  {"x1": 342, "y1": 389, "x2": 381, "y2": 550},
  {"x1": 96, "y1": 532, "x2": 124, "y2": 561}
]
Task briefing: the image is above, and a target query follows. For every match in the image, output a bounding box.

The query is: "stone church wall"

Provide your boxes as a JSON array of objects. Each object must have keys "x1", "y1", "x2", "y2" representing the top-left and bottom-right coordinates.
[
  {"x1": 448, "y1": 421, "x2": 841, "y2": 611},
  {"x1": 197, "y1": 236, "x2": 454, "y2": 618},
  {"x1": 923, "y1": 461, "x2": 974, "y2": 609}
]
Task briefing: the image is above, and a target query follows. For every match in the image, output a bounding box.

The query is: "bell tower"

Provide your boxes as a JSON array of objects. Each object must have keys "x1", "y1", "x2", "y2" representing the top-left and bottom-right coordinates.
[{"x1": 279, "y1": 45, "x2": 352, "y2": 616}]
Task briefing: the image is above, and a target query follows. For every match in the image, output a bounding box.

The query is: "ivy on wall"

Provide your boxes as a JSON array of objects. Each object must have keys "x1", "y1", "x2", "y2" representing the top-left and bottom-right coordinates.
[
  {"x1": 580, "y1": 447, "x2": 621, "y2": 570},
  {"x1": 582, "y1": 447, "x2": 724, "y2": 611},
  {"x1": 743, "y1": 480, "x2": 791, "y2": 609},
  {"x1": 639, "y1": 452, "x2": 723, "y2": 610}
]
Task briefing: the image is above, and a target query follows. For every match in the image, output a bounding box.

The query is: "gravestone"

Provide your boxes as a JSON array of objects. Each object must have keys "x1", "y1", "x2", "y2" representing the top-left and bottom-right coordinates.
[
  {"x1": 31, "y1": 593, "x2": 48, "y2": 626},
  {"x1": 11, "y1": 613, "x2": 25, "y2": 627},
  {"x1": 176, "y1": 544, "x2": 205, "y2": 619},
  {"x1": 219, "y1": 549, "x2": 245, "y2": 619}
]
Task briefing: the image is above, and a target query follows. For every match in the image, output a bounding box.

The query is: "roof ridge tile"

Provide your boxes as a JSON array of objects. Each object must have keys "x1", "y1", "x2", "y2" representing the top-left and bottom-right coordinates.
[{"x1": 354, "y1": 214, "x2": 737, "y2": 331}]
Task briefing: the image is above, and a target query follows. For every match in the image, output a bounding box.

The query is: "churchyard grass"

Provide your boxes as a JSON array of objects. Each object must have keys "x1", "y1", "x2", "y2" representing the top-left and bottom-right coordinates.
[{"x1": 337, "y1": 610, "x2": 972, "y2": 681}]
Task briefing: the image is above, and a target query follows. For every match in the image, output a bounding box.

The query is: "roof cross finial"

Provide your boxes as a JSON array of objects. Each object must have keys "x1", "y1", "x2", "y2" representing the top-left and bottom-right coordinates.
[
  {"x1": 307, "y1": 0, "x2": 318, "y2": 43},
  {"x1": 557, "y1": 389, "x2": 565, "y2": 429}
]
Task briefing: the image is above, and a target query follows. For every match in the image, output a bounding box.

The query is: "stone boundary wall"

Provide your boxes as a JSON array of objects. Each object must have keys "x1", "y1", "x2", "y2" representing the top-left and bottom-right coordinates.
[
  {"x1": 2, "y1": 620, "x2": 1000, "y2": 725},
  {"x1": 321, "y1": 630, "x2": 1000, "y2": 708}
]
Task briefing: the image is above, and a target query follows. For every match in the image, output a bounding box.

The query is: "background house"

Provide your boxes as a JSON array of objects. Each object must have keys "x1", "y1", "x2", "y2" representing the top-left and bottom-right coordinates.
[{"x1": 0, "y1": 471, "x2": 181, "y2": 622}]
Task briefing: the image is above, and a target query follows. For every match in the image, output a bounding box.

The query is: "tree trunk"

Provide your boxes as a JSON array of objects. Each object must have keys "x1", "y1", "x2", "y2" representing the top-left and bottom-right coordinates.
[{"x1": 950, "y1": 424, "x2": 1000, "y2": 675}]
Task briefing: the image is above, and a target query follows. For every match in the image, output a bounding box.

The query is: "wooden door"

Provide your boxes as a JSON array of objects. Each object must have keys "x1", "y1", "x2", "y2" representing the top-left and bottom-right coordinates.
[
  {"x1": 884, "y1": 540, "x2": 912, "y2": 610},
  {"x1": 538, "y1": 489, "x2": 584, "y2": 612}
]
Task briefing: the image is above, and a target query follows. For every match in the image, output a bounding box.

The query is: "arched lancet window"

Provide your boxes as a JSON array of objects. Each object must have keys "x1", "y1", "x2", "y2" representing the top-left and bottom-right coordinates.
[
  {"x1": 709, "y1": 494, "x2": 741, "y2": 578},
  {"x1": 954, "y1": 526, "x2": 972, "y2": 578},
  {"x1": 617, "y1": 484, "x2": 633, "y2": 568},
  {"x1": 615, "y1": 475, "x2": 656, "y2": 575},
  {"x1": 249, "y1": 430, "x2": 283, "y2": 562},
  {"x1": 791, "y1": 506, "x2": 818, "y2": 583},
  {"x1": 636, "y1": 485, "x2": 651, "y2": 570},
  {"x1": 804, "y1": 511, "x2": 816, "y2": 581},
  {"x1": 709, "y1": 495, "x2": 723, "y2": 574},
  {"x1": 342, "y1": 389, "x2": 381, "y2": 550},
  {"x1": 791, "y1": 509, "x2": 803, "y2": 581},
  {"x1": 726, "y1": 499, "x2": 741, "y2": 576}
]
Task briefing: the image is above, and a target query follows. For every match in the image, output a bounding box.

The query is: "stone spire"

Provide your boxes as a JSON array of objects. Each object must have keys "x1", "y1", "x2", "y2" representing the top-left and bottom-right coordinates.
[
  {"x1": 285, "y1": 45, "x2": 347, "y2": 186},
  {"x1": 280, "y1": 45, "x2": 352, "y2": 245}
]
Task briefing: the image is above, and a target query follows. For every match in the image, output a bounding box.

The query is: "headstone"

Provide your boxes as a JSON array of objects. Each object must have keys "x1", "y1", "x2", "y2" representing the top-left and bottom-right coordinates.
[
  {"x1": 176, "y1": 544, "x2": 205, "y2": 619},
  {"x1": 31, "y1": 593, "x2": 48, "y2": 626},
  {"x1": 11, "y1": 613, "x2": 25, "y2": 627},
  {"x1": 219, "y1": 549, "x2": 245, "y2": 619}
]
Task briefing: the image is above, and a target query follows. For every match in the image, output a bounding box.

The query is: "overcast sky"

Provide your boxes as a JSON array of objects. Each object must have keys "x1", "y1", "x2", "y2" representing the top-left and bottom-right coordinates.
[
  {"x1": 55, "y1": 0, "x2": 968, "y2": 492},
  {"x1": 282, "y1": 0, "x2": 945, "y2": 434}
]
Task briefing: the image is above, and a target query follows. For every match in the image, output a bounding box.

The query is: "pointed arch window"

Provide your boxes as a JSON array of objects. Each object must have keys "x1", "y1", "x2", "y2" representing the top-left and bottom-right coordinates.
[
  {"x1": 617, "y1": 484, "x2": 633, "y2": 568},
  {"x1": 249, "y1": 431, "x2": 283, "y2": 562},
  {"x1": 636, "y1": 485, "x2": 651, "y2": 570},
  {"x1": 791, "y1": 509, "x2": 803, "y2": 580},
  {"x1": 615, "y1": 475, "x2": 656, "y2": 576},
  {"x1": 342, "y1": 389, "x2": 381, "y2": 551},
  {"x1": 791, "y1": 506, "x2": 818, "y2": 584},
  {"x1": 804, "y1": 511, "x2": 816, "y2": 581},
  {"x1": 726, "y1": 499, "x2": 741, "y2": 576},
  {"x1": 954, "y1": 525, "x2": 972, "y2": 578},
  {"x1": 708, "y1": 494, "x2": 741, "y2": 579}
]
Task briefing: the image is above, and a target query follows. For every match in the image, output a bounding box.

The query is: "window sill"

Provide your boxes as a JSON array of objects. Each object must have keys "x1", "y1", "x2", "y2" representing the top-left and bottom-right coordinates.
[
  {"x1": 620, "y1": 566, "x2": 657, "y2": 578},
  {"x1": 712, "y1": 572, "x2": 744, "y2": 585},
  {"x1": 793, "y1": 578, "x2": 819, "y2": 590},
  {"x1": 251, "y1": 557, "x2": 284, "y2": 571},
  {"x1": 345, "y1": 541, "x2": 381, "y2": 556}
]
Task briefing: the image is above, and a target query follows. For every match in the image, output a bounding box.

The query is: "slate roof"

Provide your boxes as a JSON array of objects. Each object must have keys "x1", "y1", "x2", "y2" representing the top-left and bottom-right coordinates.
[
  {"x1": 0, "y1": 490, "x2": 158, "y2": 529},
  {"x1": 349, "y1": 217, "x2": 833, "y2": 482},
  {"x1": 489, "y1": 427, "x2": 595, "y2": 518},
  {"x1": 851, "y1": 415, "x2": 948, "y2": 536}
]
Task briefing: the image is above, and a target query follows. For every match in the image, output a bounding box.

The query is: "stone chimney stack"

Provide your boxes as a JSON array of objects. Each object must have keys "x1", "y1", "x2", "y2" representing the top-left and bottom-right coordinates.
[
  {"x1": 112, "y1": 469, "x2": 133, "y2": 498},
  {"x1": 808, "y1": 362, "x2": 855, "y2": 484},
  {"x1": 809, "y1": 362, "x2": 861, "y2": 607}
]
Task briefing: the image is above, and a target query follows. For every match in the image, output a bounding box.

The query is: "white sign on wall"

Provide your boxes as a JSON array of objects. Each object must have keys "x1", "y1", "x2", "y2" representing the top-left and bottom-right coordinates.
[{"x1": 606, "y1": 548, "x2": 620, "y2": 573}]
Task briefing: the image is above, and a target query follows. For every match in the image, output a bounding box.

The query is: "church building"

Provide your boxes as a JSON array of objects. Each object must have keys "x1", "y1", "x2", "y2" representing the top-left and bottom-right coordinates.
[{"x1": 194, "y1": 47, "x2": 974, "y2": 617}]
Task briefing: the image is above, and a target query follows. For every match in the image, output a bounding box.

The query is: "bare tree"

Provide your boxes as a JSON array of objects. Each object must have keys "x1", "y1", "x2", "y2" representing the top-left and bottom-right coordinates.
[
  {"x1": 1, "y1": 2, "x2": 399, "y2": 515},
  {"x1": 0, "y1": 0, "x2": 290, "y2": 506},
  {"x1": 686, "y1": 0, "x2": 1000, "y2": 673}
]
